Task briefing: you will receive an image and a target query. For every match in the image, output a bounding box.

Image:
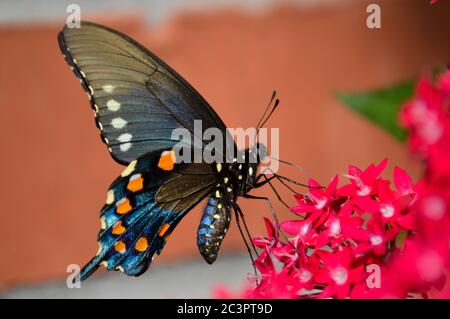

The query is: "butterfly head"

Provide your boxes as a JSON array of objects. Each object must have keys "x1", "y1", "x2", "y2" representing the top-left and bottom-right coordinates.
[
  {"x1": 255, "y1": 143, "x2": 267, "y2": 162},
  {"x1": 248, "y1": 142, "x2": 267, "y2": 164},
  {"x1": 239, "y1": 143, "x2": 266, "y2": 186}
]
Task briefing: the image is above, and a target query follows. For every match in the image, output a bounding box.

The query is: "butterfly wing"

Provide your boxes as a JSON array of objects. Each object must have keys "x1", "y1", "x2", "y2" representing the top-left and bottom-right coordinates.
[
  {"x1": 80, "y1": 148, "x2": 217, "y2": 280},
  {"x1": 58, "y1": 21, "x2": 230, "y2": 165}
]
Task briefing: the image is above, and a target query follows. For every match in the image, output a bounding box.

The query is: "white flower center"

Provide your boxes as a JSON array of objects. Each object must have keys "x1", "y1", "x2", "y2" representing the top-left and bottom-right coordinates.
[
  {"x1": 380, "y1": 204, "x2": 395, "y2": 218},
  {"x1": 370, "y1": 235, "x2": 383, "y2": 246},
  {"x1": 300, "y1": 223, "x2": 311, "y2": 236},
  {"x1": 357, "y1": 185, "x2": 371, "y2": 196},
  {"x1": 330, "y1": 220, "x2": 341, "y2": 235},
  {"x1": 299, "y1": 269, "x2": 312, "y2": 283},
  {"x1": 419, "y1": 116, "x2": 443, "y2": 144},
  {"x1": 410, "y1": 99, "x2": 427, "y2": 123},
  {"x1": 422, "y1": 195, "x2": 446, "y2": 221},
  {"x1": 315, "y1": 198, "x2": 327, "y2": 209},
  {"x1": 332, "y1": 267, "x2": 348, "y2": 285}
]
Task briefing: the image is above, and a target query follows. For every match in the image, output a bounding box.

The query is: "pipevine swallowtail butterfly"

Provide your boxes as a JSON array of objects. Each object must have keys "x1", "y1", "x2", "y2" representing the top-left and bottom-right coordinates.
[{"x1": 59, "y1": 21, "x2": 291, "y2": 281}]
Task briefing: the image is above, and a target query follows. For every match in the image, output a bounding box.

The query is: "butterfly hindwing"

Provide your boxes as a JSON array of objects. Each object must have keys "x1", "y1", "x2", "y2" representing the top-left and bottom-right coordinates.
[
  {"x1": 58, "y1": 21, "x2": 229, "y2": 165},
  {"x1": 79, "y1": 148, "x2": 217, "y2": 280}
]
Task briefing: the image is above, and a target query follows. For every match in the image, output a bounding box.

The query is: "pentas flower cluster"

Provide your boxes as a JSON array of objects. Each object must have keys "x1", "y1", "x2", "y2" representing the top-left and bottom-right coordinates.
[
  {"x1": 217, "y1": 160, "x2": 421, "y2": 299},
  {"x1": 394, "y1": 68, "x2": 450, "y2": 298},
  {"x1": 216, "y1": 68, "x2": 450, "y2": 299}
]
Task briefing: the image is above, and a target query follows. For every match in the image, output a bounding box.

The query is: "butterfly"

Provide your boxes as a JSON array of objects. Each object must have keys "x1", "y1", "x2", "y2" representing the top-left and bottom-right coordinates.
[{"x1": 58, "y1": 21, "x2": 289, "y2": 281}]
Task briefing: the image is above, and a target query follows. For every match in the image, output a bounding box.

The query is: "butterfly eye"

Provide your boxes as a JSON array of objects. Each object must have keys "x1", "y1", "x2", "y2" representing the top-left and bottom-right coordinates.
[{"x1": 256, "y1": 143, "x2": 267, "y2": 161}]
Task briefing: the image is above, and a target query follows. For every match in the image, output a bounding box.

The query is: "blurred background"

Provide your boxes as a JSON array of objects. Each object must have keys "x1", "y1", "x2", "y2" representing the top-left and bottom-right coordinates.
[{"x1": 0, "y1": 0, "x2": 449, "y2": 298}]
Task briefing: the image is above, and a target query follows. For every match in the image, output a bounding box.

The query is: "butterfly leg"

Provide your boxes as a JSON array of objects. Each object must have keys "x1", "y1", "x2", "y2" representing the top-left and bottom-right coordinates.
[
  {"x1": 232, "y1": 202, "x2": 258, "y2": 279},
  {"x1": 242, "y1": 193, "x2": 279, "y2": 224},
  {"x1": 252, "y1": 174, "x2": 291, "y2": 209},
  {"x1": 234, "y1": 203, "x2": 259, "y2": 258},
  {"x1": 243, "y1": 193, "x2": 301, "y2": 255}
]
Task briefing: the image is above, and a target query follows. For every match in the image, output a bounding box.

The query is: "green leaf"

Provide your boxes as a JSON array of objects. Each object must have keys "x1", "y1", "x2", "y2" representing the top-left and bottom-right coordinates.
[
  {"x1": 336, "y1": 80, "x2": 415, "y2": 141},
  {"x1": 395, "y1": 230, "x2": 408, "y2": 249}
]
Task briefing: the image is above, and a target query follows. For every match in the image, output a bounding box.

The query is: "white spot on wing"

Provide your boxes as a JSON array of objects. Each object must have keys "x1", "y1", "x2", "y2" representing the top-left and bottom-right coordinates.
[
  {"x1": 118, "y1": 133, "x2": 133, "y2": 152},
  {"x1": 121, "y1": 160, "x2": 137, "y2": 177},
  {"x1": 106, "y1": 189, "x2": 115, "y2": 204},
  {"x1": 111, "y1": 117, "x2": 127, "y2": 129},
  {"x1": 117, "y1": 133, "x2": 132, "y2": 142},
  {"x1": 102, "y1": 84, "x2": 114, "y2": 93},
  {"x1": 100, "y1": 216, "x2": 106, "y2": 230},
  {"x1": 107, "y1": 99, "x2": 121, "y2": 111},
  {"x1": 120, "y1": 143, "x2": 132, "y2": 152},
  {"x1": 97, "y1": 243, "x2": 103, "y2": 255}
]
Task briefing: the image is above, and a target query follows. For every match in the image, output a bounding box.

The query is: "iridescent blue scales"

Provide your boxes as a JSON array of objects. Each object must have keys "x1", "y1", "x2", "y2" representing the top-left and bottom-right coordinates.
[
  {"x1": 197, "y1": 197, "x2": 232, "y2": 264},
  {"x1": 79, "y1": 149, "x2": 218, "y2": 280}
]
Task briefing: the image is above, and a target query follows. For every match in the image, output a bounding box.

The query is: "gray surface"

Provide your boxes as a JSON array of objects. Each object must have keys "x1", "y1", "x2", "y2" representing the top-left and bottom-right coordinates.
[
  {"x1": 0, "y1": 0, "x2": 341, "y2": 25},
  {"x1": 2, "y1": 254, "x2": 252, "y2": 298}
]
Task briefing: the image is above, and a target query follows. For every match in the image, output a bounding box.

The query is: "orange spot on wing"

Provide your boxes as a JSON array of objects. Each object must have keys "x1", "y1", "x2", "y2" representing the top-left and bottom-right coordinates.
[
  {"x1": 159, "y1": 223, "x2": 171, "y2": 237},
  {"x1": 111, "y1": 221, "x2": 126, "y2": 235},
  {"x1": 127, "y1": 174, "x2": 144, "y2": 192},
  {"x1": 157, "y1": 150, "x2": 176, "y2": 171},
  {"x1": 135, "y1": 237, "x2": 148, "y2": 252},
  {"x1": 116, "y1": 198, "x2": 132, "y2": 214},
  {"x1": 114, "y1": 241, "x2": 126, "y2": 254}
]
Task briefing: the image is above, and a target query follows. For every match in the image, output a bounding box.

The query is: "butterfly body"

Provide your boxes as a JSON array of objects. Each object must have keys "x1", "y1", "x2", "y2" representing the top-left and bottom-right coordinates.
[{"x1": 58, "y1": 21, "x2": 267, "y2": 280}]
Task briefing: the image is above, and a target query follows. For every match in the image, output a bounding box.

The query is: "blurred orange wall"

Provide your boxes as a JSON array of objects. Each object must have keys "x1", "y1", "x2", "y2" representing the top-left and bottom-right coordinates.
[{"x1": 1, "y1": 0, "x2": 450, "y2": 289}]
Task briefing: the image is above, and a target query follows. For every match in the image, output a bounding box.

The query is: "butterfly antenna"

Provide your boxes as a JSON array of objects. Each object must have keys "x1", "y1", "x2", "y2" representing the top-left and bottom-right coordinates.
[
  {"x1": 255, "y1": 91, "x2": 277, "y2": 140},
  {"x1": 256, "y1": 90, "x2": 276, "y2": 130},
  {"x1": 257, "y1": 98, "x2": 279, "y2": 134},
  {"x1": 268, "y1": 155, "x2": 311, "y2": 181},
  {"x1": 262, "y1": 163, "x2": 324, "y2": 190}
]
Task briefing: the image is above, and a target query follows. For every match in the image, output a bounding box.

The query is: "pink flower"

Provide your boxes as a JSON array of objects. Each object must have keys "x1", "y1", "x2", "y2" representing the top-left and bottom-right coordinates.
[
  {"x1": 401, "y1": 78, "x2": 446, "y2": 154},
  {"x1": 253, "y1": 217, "x2": 279, "y2": 249},
  {"x1": 438, "y1": 67, "x2": 450, "y2": 93},
  {"x1": 314, "y1": 248, "x2": 365, "y2": 299},
  {"x1": 291, "y1": 176, "x2": 338, "y2": 215},
  {"x1": 337, "y1": 159, "x2": 387, "y2": 197},
  {"x1": 388, "y1": 238, "x2": 449, "y2": 292}
]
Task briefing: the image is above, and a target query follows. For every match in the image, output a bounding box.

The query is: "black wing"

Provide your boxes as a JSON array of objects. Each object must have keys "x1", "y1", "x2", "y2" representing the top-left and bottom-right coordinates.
[
  {"x1": 80, "y1": 148, "x2": 217, "y2": 280},
  {"x1": 58, "y1": 21, "x2": 230, "y2": 165}
]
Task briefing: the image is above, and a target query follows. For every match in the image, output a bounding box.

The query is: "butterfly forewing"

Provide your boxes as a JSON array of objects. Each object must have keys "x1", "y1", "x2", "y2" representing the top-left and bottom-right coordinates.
[{"x1": 58, "y1": 21, "x2": 230, "y2": 164}]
